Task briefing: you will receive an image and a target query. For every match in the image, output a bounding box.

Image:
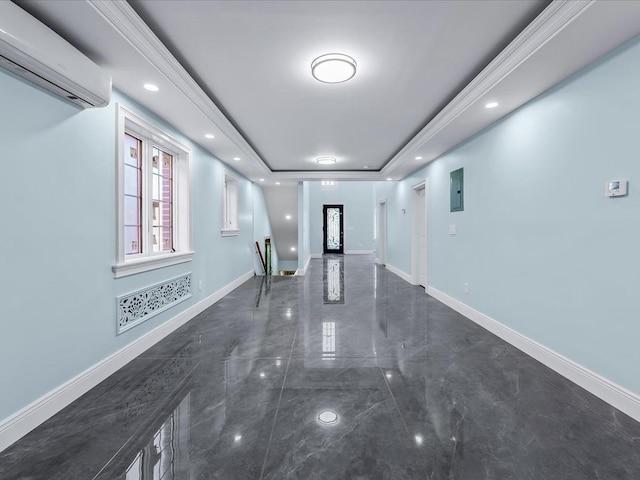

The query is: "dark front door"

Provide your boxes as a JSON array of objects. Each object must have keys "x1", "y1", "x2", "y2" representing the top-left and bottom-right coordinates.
[
  {"x1": 323, "y1": 204, "x2": 344, "y2": 254},
  {"x1": 265, "y1": 238, "x2": 272, "y2": 275}
]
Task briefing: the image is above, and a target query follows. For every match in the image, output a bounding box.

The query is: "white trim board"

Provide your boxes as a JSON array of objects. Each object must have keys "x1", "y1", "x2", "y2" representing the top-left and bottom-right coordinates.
[
  {"x1": 0, "y1": 270, "x2": 254, "y2": 453},
  {"x1": 427, "y1": 286, "x2": 640, "y2": 423},
  {"x1": 385, "y1": 264, "x2": 413, "y2": 284}
]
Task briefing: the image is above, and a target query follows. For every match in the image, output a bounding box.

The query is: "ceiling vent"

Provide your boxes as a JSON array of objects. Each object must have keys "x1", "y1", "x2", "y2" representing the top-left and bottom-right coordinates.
[{"x1": 0, "y1": 2, "x2": 111, "y2": 108}]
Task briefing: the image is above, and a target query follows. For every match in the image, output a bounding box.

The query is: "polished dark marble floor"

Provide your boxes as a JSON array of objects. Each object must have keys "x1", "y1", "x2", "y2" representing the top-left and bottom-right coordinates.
[{"x1": 2, "y1": 255, "x2": 640, "y2": 479}]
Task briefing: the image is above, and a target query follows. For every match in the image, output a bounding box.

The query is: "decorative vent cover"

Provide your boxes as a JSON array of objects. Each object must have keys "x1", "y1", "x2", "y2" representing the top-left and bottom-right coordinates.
[{"x1": 117, "y1": 273, "x2": 192, "y2": 335}]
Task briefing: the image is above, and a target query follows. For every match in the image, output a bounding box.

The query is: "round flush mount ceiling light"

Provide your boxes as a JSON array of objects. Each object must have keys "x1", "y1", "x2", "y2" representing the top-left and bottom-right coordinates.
[
  {"x1": 311, "y1": 53, "x2": 356, "y2": 83},
  {"x1": 485, "y1": 102, "x2": 499, "y2": 109},
  {"x1": 143, "y1": 83, "x2": 159, "y2": 92},
  {"x1": 317, "y1": 156, "x2": 337, "y2": 165}
]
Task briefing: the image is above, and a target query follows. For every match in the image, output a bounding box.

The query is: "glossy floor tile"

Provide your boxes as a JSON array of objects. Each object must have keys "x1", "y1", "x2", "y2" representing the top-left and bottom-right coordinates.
[{"x1": 2, "y1": 255, "x2": 640, "y2": 479}]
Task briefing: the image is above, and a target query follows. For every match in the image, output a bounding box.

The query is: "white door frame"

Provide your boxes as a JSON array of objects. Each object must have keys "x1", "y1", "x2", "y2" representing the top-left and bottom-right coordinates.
[
  {"x1": 411, "y1": 181, "x2": 427, "y2": 291},
  {"x1": 376, "y1": 198, "x2": 387, "y2": 265}
]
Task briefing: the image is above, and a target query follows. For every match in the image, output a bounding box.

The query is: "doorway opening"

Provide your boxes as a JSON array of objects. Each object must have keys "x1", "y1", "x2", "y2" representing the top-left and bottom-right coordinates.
[
  {"x1": 265, "y1": 237, "x2": 272, "y2": 276},
  {"x1": 377, "y1": 200, "x2": 387, "y2": 265},
  {"x1": 412, "y1": 182, "x2": 427, "y2": 289}
]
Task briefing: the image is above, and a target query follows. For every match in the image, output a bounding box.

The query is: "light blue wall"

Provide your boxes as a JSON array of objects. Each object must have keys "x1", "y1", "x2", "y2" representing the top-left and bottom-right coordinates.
[
  {"x1": 278, "y1": 260, "x2": 298, "y2": 271},
  {"x1": 0, "y1": 71, "x2": 272, "y2": 421},
  {"x1": 376, "y1": 36, "x2": 640, "y2": 394},
  {"x1": 309, "y1": 181, "x2": 374, "y2": 255}
]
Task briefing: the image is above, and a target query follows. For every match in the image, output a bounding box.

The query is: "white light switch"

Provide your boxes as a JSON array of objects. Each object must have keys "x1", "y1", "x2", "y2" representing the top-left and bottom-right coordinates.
[{"x1": 449, "y1": 225, "x2": 457, "y2": 235}]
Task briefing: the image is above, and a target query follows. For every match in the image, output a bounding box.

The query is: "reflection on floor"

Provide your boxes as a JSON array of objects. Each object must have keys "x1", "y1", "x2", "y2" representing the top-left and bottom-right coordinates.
[{"x1": 2, "y1": 255, "x2": 640, "y2": 479}]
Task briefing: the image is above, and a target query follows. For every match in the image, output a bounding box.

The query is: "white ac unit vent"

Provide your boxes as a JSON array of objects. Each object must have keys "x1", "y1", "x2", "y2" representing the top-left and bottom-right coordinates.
[{"x1": 0, "y1": 2, "x2": 111, "y2": 108}]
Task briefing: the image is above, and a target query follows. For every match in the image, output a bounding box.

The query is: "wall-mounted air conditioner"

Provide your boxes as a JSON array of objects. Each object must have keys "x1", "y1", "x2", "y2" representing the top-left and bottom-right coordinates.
[{"x1": 0, "y1": 1, "x2": 111, "y2": 108}]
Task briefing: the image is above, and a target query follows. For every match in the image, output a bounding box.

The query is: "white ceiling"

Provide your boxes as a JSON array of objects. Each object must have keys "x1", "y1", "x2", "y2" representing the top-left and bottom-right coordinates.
[
  {"x1": 14, "y1": 0, "x2": 640, "y2": 186},
  {"x1": 128, "y1": 0, "x2": 547, "y2": 173}
]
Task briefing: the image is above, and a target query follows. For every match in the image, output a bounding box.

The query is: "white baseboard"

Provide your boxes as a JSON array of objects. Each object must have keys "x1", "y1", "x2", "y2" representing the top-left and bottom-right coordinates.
[
  {"x1": 295, "y1": 255, "x2": 311, "y2": 276},
  {"x1": 427, "y1": 286, "x2": 640, "y2": 423},
  {"x1": 310, "y1": 253, "x2": 322, "y2": 259},
  {"x1": 385, "y1": 263, "x2": 413, "y2": 284},
  {"x1": 0, "y1": 270, "x2": 254, "y2": 453}
]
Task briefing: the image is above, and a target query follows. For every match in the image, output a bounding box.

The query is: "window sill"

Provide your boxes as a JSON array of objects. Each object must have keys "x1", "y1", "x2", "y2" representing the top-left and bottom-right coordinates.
[
  {"x1": 221, "y1": 229, "x2": 240, "y2": 237},
  {"x1": 112, "y1": 251, "x2": 195, "y2": 278}
]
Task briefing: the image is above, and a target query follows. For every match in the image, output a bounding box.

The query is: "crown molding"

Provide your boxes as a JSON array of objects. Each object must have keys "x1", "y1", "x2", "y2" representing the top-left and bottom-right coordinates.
[
  {"x1": 381, "y1": 0, "x2": 594, "y2": 176},
  {"x1": 88, "y1": 0, "x2": 595, "y2": 182},
  {"x1": 88, "y1": 0, "x2": 270, "y2": 175}
]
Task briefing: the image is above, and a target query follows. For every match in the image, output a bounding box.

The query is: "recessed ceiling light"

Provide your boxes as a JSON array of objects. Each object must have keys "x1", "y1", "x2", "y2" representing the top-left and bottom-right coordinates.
[
  {"x1": 363, "y1": 165, "x2": 370, "y2": 169},
  {"x1": 311, "y1": 53, "x2": 356, "y2": 83},
  {"x1": 317, "y1": 157, "x2": 336, "y2": 165},
  {"x1": 276, "y1": 182, "x2": 281, "y2": 185},
  {"x1": 205, "y1": 134, "x2": 214, "y2": 139},
  {"x1": 415, "y1": 156, "x2": 423, "y2": 160},
  {"x1": 485, "y1": 102, "x2": 499, "y2": 109},
  {"x1": 285, "y1": 215, "x2": 291, "y2": 220},
  {"x1": 233, "y1": 157, "x2": 240, "y2": 161},
  {"x1": 386, "y1": 178, "x2": 392, "y2": 181},
  {"x1": 143, "y1": 83, "x2": 159, "y2": 92},
  {"x1": 317, "y1": 409, "x2": 339, "y2": 426},
  {"x1": 415, "y1": 434, "x2": 424, "y2": 446},
  {"x1": 290, "y1": 246, "x2": 296, "y2": 251},
  {"x1": 259, "y1": 178, "x2": 265, "y2": 182}
]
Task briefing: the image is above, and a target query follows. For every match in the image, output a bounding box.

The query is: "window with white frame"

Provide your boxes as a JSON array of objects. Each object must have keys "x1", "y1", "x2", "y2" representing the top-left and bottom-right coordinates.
[
  {"x1": 221, "y1": 171, "x2": 239, "y2": 236},
  {"x1": 113, "y1": 104, "x2": 193, "y2": 277}
]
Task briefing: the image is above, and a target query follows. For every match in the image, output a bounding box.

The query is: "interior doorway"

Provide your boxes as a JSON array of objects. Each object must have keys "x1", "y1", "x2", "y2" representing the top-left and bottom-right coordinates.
[
  {"x1": 377, "y1": 200, "x2": 387, "y2": 265},
  {"x1": 264, "y1": 237, "x2": 272, "y2": 275},
  {"x1": 412, "y1": 182, "x2": 427, "y2": 289},
  {"x1": 323, "y1": 204, "x2": 344, "y2": 254}
]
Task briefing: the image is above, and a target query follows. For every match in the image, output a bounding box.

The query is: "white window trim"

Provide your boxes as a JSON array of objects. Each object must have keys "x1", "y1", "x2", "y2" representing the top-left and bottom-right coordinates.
[
  {"x1": 113, "y1": 104, "x2": 193, "y2": 278},
  {"x1": 221, "y1": 170, "x2": 239, "y2": 236}
]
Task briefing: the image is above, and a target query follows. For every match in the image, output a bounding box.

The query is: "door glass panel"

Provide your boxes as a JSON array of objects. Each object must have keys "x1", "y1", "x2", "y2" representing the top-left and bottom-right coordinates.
[{"x1": 326, "y1": 207, "x2": 340, "y2": 251}]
